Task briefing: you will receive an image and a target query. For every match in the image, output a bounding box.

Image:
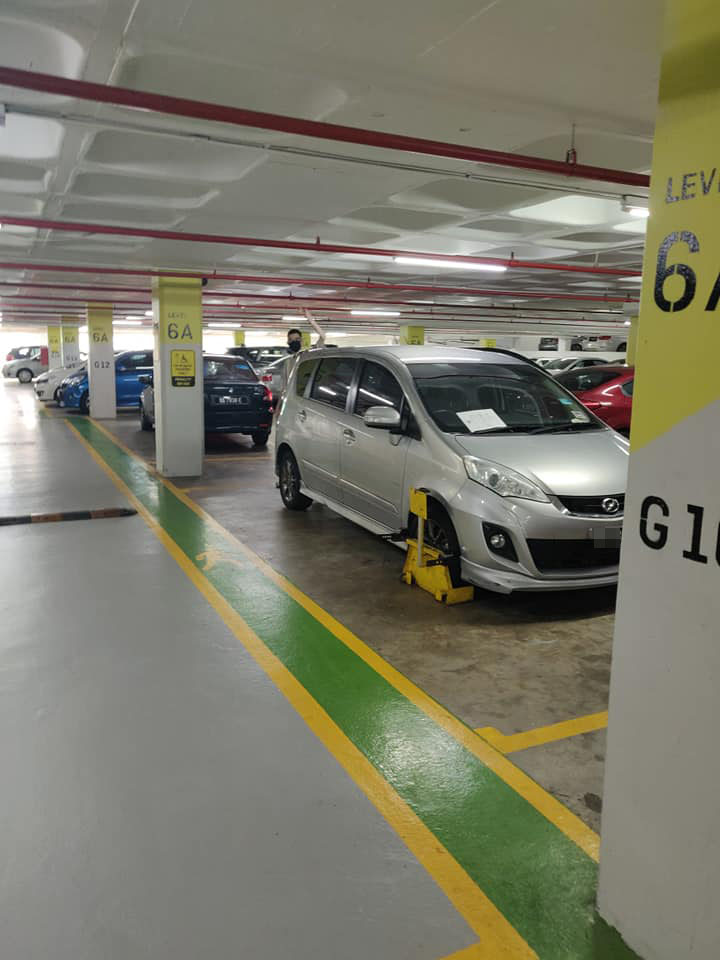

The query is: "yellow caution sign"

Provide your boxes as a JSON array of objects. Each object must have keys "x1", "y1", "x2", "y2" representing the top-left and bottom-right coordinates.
[
  {"x1": 170, "y1": 349, "x2": 196, "y2": 387},
  {"x1": 409, "y1": 487, "x2": 428, "y2": 520}
]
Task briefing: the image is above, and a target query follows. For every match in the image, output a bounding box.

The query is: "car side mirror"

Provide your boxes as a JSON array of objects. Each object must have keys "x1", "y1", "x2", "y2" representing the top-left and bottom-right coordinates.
[
  {"x1": 138, "y1": 374, "x2": 153, "y2": 386},
  {"x1": 363, "y1": 406, "x2": 401, "y2": 430}
]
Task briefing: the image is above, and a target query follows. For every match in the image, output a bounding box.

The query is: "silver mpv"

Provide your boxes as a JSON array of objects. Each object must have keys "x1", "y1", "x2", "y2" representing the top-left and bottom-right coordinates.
[{"x1": 274, "y1": 346, "x2": 628, "y2": 593}]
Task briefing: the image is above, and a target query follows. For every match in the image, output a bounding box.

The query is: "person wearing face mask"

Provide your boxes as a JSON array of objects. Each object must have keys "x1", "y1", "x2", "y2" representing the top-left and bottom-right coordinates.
[{"x1": 286, "y1": 329, "x2": 303, "y2": 354}]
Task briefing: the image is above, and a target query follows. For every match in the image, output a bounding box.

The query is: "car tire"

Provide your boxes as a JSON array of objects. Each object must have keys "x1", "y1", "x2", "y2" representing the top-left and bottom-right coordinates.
[
  {"x1": 410, "y1": 500, "x2": 464, "y2": 588},
  {"x1": 252, "y1": 430, "x2": 270, "y2": 448},
  {"x1": 617, "y1": 342, "x2": 627, "y2": 352},
  {"x1": 279, "y1": 449, "x2": 313, "y2": 511},
  {"x1": 79, "y1": 391, "x2": 90, "y2": 415},
  {"x1": 16, "y1": 368, "x2": 33, "y2": 383},
  {"x1": 53, "y1": 386, "x2": 62, "y2": 402},
  {"x1": 139, "y1": 403, "x2": 153, "y2": 431}
]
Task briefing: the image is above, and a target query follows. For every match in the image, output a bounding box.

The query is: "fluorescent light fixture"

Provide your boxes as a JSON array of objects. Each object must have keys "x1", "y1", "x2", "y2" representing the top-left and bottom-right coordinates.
[
  {"x1": 621, "y1": 196, "x2": 649, "y2": 218},
  {"x1": 394, "y1": 256, "x2": 506, "y2": 273},
  {"x1": 624, "y1": 320, "x2": 632, "y2": 326},
  {"x1": 208, "y1": 323, "x2": 243, "y2": 329},
  {"x1": 351, "y1": 310, "x2": 401, "y2": 317},
  {"x1": 326, "y1": 331, "x2": 348, "y2": 337},
  {"x1": 618, "y1": 276, "x2": 643, "y2": 283},
  {"x1": 113, "y1": 320, "x2": 142, "y2": 326},
  {"x1": 144, "y1": 310, "x2": 153, "y2": 317},
  {"x1": 282, "y1": 314, "x2": 305, "y2": 321},
  {"x1": 79, "y1": 325, "x2": 88, "y2": 333},
  {"x1": 125, "y1": 314, "x2": 144, "y2": 320}
]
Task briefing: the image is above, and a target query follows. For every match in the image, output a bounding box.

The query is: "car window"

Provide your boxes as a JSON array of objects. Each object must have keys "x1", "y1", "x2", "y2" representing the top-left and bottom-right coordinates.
[
  {"x1": 310, "y1": 357, "x2": 357, "y2": 410},
  {"x1": 544, "y1": 357, "x2": 575, "y2": 371},
  {"x1": 555, "y1": 368, "x2": 624, "y2": 392},
  {"x1": 204, "y1": 357, "x2": 257, "y2": 381},
  {"x1": 620, "y1": 378, "x2": 634, "y2": 397},
  {"x1": 355, "y1": 361, "x2": 403, "y2": 416},
  {"x1": 121, "y1": 351, "x2": 153, "y2": 369},
  {"x1": 295, "y1": 358, "x2": 315, "y2": 396}
]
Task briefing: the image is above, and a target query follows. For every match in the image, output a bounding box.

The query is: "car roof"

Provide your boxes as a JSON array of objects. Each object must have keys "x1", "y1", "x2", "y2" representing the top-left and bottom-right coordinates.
[{"x1": 305, "y1": 344, "x2": 531, "y2": 365}]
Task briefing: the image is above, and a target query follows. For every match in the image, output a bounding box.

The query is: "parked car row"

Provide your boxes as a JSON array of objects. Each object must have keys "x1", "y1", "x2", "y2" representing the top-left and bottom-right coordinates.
[
  {"x1": 3, "y1": 346, "x2": 49, "y2": 382},
  {"x1": 274, "y1": 346, "x2": 629, "y2": 594}
]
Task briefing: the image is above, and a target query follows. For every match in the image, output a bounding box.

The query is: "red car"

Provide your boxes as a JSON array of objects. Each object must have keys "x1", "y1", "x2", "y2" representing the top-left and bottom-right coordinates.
[{"x1": 554, "y1": 365, "x2": 634, "y2": 434}]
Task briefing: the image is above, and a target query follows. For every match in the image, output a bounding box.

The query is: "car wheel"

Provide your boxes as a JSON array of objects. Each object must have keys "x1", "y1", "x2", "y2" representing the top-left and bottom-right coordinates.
[
  {"x1": 53, "y1": 386, "x2": 62, "y2": 402},
  {"x1": 16, "y1": 368, "x2": 33, "y2": 383},
  {"x1": 617, "y1": 342, "x2": 627, "y2": 352},
  {"x1": 410, "y1": 501, "x2": 464, "y2": 587},
  {"x1": 139, "y1": 402, "x2": 153, "y2": 431},
  {"x1": 252, "y1": 429, "x2": 270, "y2": 448},
  {"x1": 79, "y1": 391, "x2": 90, "y2": 415},
  {"x1": 279, "y1": 449, "x2": 313, "y2": 511}
]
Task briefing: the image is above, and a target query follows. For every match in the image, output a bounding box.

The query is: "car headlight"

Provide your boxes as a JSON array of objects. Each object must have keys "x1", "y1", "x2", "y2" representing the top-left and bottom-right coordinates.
[
  {"x1": 66, "y1": 376, "x2": 82, "y2": 386},
  {"x1": 463, "y1": 456, "x2": 549, "y2": 503}
]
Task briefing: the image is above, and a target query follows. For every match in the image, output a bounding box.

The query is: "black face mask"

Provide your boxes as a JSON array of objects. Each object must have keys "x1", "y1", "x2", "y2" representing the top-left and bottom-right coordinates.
[{"x1": 288, "y1": 340, "x2": 301, "y2": 353}]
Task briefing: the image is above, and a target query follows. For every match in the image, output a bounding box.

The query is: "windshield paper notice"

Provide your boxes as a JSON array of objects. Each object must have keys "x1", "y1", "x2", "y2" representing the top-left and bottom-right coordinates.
[{"x1": 457, "y1": 408, "x2": 506, "y2": 432}]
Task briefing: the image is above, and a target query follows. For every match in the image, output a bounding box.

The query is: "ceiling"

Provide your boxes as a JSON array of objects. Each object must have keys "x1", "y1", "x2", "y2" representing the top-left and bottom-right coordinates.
[{"x1": 0, "y1": 0, "x2": 663, "y2": 336}]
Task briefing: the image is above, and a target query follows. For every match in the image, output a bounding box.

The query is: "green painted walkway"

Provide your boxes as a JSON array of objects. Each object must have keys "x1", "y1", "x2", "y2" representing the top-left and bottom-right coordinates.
[{"x1": 72, "y1": 416, "x2": 638, "y2": 960}]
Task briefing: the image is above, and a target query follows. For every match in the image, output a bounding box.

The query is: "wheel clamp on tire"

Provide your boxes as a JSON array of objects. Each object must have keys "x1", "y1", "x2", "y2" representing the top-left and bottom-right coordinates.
[{"x1": 402, "y1": 488, "x2": 473, "y2": 605}]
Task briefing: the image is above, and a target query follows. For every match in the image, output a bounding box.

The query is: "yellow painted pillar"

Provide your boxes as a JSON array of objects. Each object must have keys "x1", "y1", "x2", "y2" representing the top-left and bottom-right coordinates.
[
  {"x1": 301, "y1": 331, "x2": 312, "y2": 350},
  {"x1": 598, "y1": 3, "x2": 720, "y2": 957},
  {"x1": 399, "y1": 325, "x2": 424, "y2": 345},
  {"x1": 233, "y1": 330, "x2": 246, "y2": 347},
  {"x1": 47, "y1": 325, "x2": 62, "y2": 370},
  {"x1": 61, "y1": 321, "x2": 80, "y2": 367},
  {"x1": 625, "y1": 316, "x2": 638, "y2": 366},
  {"x1": 87, "y1": 303, "x2": 114, "y2": 419},
  {"x1": 152, "y1": 277, "x2": 203, "y2": 477},
  {"x1": 480, "y1": 337, "x2": 497, "y2": 348}
]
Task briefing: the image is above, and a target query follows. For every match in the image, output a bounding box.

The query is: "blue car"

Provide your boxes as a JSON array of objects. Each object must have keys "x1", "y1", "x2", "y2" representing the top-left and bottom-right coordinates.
[{"x1": 59, "y1": 350, "x2": 153, "y2": 414}]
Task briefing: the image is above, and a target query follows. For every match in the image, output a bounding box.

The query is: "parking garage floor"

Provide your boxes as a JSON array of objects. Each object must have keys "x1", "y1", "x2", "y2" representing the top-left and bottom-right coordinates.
[{"x1": 1, "y1": 381, "x2": 635, "y2": 959}]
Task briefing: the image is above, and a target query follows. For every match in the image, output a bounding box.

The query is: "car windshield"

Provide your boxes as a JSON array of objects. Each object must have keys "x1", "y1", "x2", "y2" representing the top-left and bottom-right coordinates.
[
  {"x1": 555, "y1": 368, "x2": 625, "y2": 392},
  {"x1": 410, "y1": 360, "x2": 601, "y2": 434},
  {"x1": 543, "y1": 357, "x2": 577, "y2": 371},
  {"x1": 203, "y1": 357, "x2": 257, "y2": 382}
]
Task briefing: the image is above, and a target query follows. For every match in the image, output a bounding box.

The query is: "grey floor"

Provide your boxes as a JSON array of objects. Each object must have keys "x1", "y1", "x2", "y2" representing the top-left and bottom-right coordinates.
[
  {"x1": 107, "y1": 408, "x2": 615, "y2": 832},
  {"x1": 0, "y1": 382, "x2": 475, "y2": 960}
]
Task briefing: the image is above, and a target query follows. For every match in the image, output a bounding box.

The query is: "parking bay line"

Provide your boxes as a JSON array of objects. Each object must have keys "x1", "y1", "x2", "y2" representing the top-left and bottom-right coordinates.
[
  {"x1": 70, "y1": 416, "x2": 639, "y2": 960},
  {"x1": 476, "y1": 712, "x2": 609, "y2": 755}
]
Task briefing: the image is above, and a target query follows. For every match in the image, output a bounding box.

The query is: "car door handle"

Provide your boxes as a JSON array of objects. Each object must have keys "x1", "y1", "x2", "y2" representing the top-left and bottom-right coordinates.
[
  {"x1": 343, "y1": 428, "x2": 356, "y2": 444},
  {"x1": 297, "y1": 409, "x2": 307, "y2": 422}
]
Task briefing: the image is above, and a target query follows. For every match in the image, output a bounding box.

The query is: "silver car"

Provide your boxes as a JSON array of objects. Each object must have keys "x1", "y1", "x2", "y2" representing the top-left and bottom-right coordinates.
[{"x1": 274, "y1": 346, "x2": 628, "y2": 594}]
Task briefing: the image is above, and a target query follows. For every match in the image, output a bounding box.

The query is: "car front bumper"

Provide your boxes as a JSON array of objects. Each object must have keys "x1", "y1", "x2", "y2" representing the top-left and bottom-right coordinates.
[{"x1": 448, "y1": 479, "x2": 623, "y2": 594}]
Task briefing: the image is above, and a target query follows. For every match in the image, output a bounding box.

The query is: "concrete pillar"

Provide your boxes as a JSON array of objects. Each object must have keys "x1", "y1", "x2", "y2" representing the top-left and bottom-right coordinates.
[
  {"x1": 152, "y1": 277, "x2": 203, "y2": 477},
  {"x1": 87, "y1": 304, "x2": 115, "y2": 419},
  {"x1": 556, "y1": 336, "x2": 572, "y2": 351},
  {"x1": 47, "y1": 325, "x2": 62, "y2": 371},
  {"x1": 625, "y1": 317, "x2": 638, "y2": 366},
  {"x1": 480, "y1": 337, "x2": 497, "y2": 348},
  {"x1": 598, "y1": 3, "x2": 720, "y2": 958},
  {"x1": 301, "y1": 331, "x2": 312, "y2": 350},
  {"x1": 399, "y1": 325, "x2": 424, "y2": 345},
  {"x1": 61, "y1": 323, "x2": 80, "y2": 367},
  {"x1": 233, "y1": 331, "x2": 245, "y2": 347}
]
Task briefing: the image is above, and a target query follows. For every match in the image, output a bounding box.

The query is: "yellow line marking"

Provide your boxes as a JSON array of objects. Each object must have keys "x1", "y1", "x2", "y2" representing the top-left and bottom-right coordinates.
[
  {"x1": 439, "y1": 944, "x2": 491, "y2": 960},
  {"x1": 86, "y1": 416, "x2": 600, "y2": 862},
  {"x1": 65, "y1": 418, "x2": 535, "y2": 959},
  {"x1": 476, "y1": 712, "x2": 609, "y2": 755}
]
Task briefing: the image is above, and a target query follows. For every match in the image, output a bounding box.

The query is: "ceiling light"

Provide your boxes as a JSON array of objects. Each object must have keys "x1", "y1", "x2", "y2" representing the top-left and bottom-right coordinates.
[
  {"x1": 113, "y1": 320, "x2": 143, "y2": 326},
  {"x1": 125, "y1": 314, "x2": 144, "y2": 320},
  {"x1": 326, "y1": 331, "x2": 348, "y2": 337},
  {"x1": 208, "y1": 323, "x2": 243, "y2": 329},
  {"x1": 79, "y1": 325, "x2": 88, "y2": 333},
  {"x1": 621, "y1": 196, "x2": 649, "y2": 218},
  {"x1": 394, "y1": 256, "x2": 506, "y2": 273},
  {"x1": 282, "y1": 314, "x2": 305, "y2": 321},
  {"x1": 144, "y1": 310, "x2": 153, "y2": 317},
  {"x1": 351, "y1": 310, "x2": 401, "y2": 317},
  {"x1": 624, "y1": 320, "x2": 632, "y2": 326},
  {"x1": 618, "y1": 276, "x2": 643, "y2": 283}
]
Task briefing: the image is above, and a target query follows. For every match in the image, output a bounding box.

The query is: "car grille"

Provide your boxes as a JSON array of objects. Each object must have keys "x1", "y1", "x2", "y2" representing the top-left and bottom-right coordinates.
[
  {"x1": 527, "y1": 539, "x2": 620, "y2": 573},
  {"x1": 557, "y1": 494, "x2": 625, "y2": 516}
]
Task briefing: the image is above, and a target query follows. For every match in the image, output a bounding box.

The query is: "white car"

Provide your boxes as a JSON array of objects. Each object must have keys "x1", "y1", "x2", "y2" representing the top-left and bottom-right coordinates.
[
  {"x1": 583, "y1": 335, "x2": 628, "y2": 352},
  {"x1": 34, "y1": 361, "x2": 87, "y2": 402},
  {"x1": 2, "y1": 349, "x2": 48, "y2": 383},
  {"x1": 543, "y1": 356, "x2": 612, "y2": 376}
]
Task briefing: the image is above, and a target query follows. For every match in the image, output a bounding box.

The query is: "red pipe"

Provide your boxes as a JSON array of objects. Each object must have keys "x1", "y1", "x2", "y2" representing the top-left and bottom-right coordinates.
[
  {"x1": 0, "y1": 261, "x2": 641, "y2": 290},
  {"x1": 0, "y1": 67, "x2": 651, "y2": 189},
  {"x1": 0, "y1": 215, "x2": 642, "y2": 277},
  {"x1": 0, "y1": 281, "x2": 636, "y2": 308}
]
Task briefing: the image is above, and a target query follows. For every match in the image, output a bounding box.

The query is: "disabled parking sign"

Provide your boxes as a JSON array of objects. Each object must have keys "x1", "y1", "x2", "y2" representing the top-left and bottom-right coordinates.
[{"x1": 170, "y1": 349, "x2": 196, "y2": 387}]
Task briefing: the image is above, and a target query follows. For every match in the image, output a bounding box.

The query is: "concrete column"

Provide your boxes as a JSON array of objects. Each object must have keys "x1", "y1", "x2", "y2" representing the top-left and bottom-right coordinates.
[
  {"x1": 556, "y1": 336, "x2": 572, "y2": 351},
  {"x1": 87, "y1": 304, "x2": 115, "y2": 419},
  {"x1": 301, "y1": 331, "x2": 312, "y2": 349},
  {"x1": 61, "y1": 322, "x2": 80, "y2": 367},
  {"x1": 399, "y1": 325, "x2": 424, "y2": 345},
  {"x1": 152, "y1": 277, "x2": 203, "y2": 477},
  {"x1": 598, "y1": 3, "x2": 720, "y2": 958},
  {"x1": 47, "y1": 325, "x2": 62, "y2": 371},
  {"x1": 233, "y1": 330, "x2": 245, "y2": 347},
  {"x1": 625, "y1": 317, "x2": 638, "y2": 366}
]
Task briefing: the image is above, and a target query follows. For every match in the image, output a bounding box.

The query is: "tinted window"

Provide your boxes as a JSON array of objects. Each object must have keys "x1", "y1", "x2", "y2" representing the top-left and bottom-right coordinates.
[
  {"x1": 410, "y1": 360, "x2": 599, "y2": 434},
  {"x1": 310, "y1": 358, "x2": 357, "y2": 410},
  {"x1": 295, "y1": 358, "x2": 315, "y2": 396},
  {"x1": 355, "y1": 361, "x2": 403, "y2": 416},
  {"x1": 620, "y1": 378, "x2": 634, "y2": 397},
  {"x1": 544, "y1": 357, "x2": 576, "y2": 371},
  {"x1": 121, "y1": 351, "x2": 152, "y2": 369},
  {"x1": 555, "y1": 368, "x2": 624, "y2": 392},
  {"x1": 204, "y1": 357, "x2": 257, "y2": 381}
]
